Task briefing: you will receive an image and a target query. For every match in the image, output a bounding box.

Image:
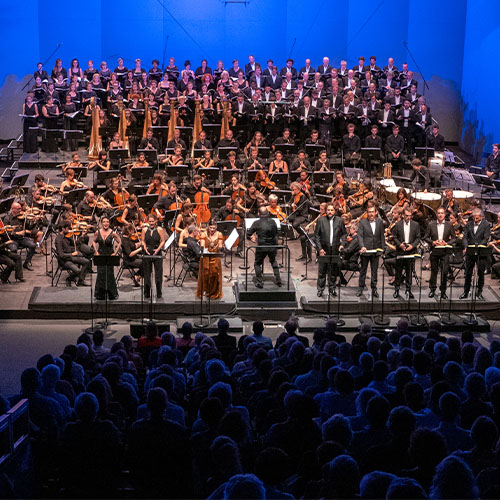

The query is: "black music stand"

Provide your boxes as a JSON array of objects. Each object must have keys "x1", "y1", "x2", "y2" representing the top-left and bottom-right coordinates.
[
  {"x1": 464, "y1": 245, "x2": 489, "y2": 326},
  {"x1": 222, "y1": 169, "x2": 242, "y2": 184},
  {"x1": 374, "y1": 256, "x2": 390, "y2": 325},
  {"x1": 137, "y1": 148, "x2": 158, "y2": 166},
  {"x1": 96, "y1": 169, "x2": 120, "y2": 187},
  {"x1": 270, "y1": 172, "x2": 289, "y2": 188},
  {"x1": 131, "y1": 166, "x2": 154, "y2": 183},
  {"x1": 318, "y1": 254, "x2": 344, "y2": 326},
  {"x1": 192, "y1": 148, "x2": 213, "y2": 158},
  {"x1": 361, "y1": 147, "x2": 381, "y2": 181},
  {"x1": 9, "y1": 174, "x2": 29, "y2": 188},
  {"x1": 218, "y1": 147, "x2": 239, "y2": 160},
  {"x1": 275, "y1": 143, "x2": 298, "y2": 156},
  {"x1": 415, "y1": 147, "x2": 434, "y2": 164},
  {"x1": 209, "y1": 195, "x2": 230, "y2": 211},
  {"x1": 299, "y1": 226, "x2": 316, "y2": 281},
  {"x1": 137, "y1": 194, "x2": 158, "y2": 213},
  {"x1": 437, "y1": 246, "x2": 456, "y2": 325},
  {"x1": 313, "y1": 171, "x2": 335, "y2": 186},
  {"x1": 199, "y1": 167, "x2": 219, "y2": 184},
  {"x1": 166, "y1": 165, "x2": 190, "y2": 180},
  {"x1": 109, "y1": 148, "x2": 129, "y2": 167},
  {"x1": 305, "y1": 144, "x2": 325, "y2": 159},
  {"x1": 64, "y1": 188, "x2": 87, "y2": 207},
  {"x1": 71, "y1": 166, "x2": 88, "y2": 180},
  {"x1": 203, "y1": 124, "x2": 221, "y2": 144},
  {"x1": 93, "y1": 255, "x2": 121, "y2": 329},
  {"x1": 257, "y1": 146, "x2": 271, "y2": 159},
  {"x1": 195, "y1": 252, "x2": 224, "y2": 329}
]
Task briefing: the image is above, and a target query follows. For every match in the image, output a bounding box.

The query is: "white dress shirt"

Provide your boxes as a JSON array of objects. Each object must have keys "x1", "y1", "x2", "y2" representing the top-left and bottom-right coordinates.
[
  {"x1": 404, "y1": 222, "x2": 411, "y2": 243},
  {"x1": 329, "y1": 218, "x2": 334, "y2": 245},
  {"x1": 437, "y1": 222, "x2": 445, "y2": 241}
]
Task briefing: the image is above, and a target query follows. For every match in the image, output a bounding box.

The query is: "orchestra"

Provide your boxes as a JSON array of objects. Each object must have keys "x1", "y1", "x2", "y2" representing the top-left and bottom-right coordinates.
[{"x1": 3, "y1": 52, "x2": 498, "y2": 307}]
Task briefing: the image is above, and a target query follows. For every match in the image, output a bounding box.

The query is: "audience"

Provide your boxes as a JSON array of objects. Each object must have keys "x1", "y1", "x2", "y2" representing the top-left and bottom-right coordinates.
[{"x1": 4, "y1": 315, "x2": 500, "y2": 498}]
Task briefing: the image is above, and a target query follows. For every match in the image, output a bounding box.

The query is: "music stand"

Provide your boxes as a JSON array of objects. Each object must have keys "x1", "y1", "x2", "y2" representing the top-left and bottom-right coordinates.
[
  {"x1": 93, "y1": 255, "x2": 121, "y2": 329},
  {"x1": 305, "y1": 144, "x2": 325, "y2": 159},
  {"x1": 71, "y1": 167, "x2": 88, "y2": 180},
  {"x1": 137, "y1": 148, "x2": 158, "y2": 166},
  {"x1": 218, "y1": 147, "x2": 239, "y2": 160},
  {"x1": 222, "y1": 169, "x2": 242, "y2": 184},
  {"x1": 137, "y1": 194, "x2": 158, "y2": 213},
  {"x1": 166, "y1": 165, "x2": 190, "y2": 180},
  {"x1": 192, "y1": 148, "x2": 213, "y2": 158},
  {"x1": 199, "y1": 167, "x2": 219, "y2": 184},
  {"x1": 109, "y1": 148, "x2": 129, "y2": 167},
  {"x1": 96, "y1": 169, "x2": 120, "y2": 187},
  {"x1": 463, "y1": 245, "x2": 489, "y2": 326},
  {"x1": 257, "y1": 146, "x2": 271, "y2": 159},
  {"x1": 0, "y1": 197, "x2": 15, "y2": 215},
  {"x1": 203, "y1": 124, "x2": 221, "y2": 143},
  {"x1": 131, "y1": 166, "x2": 154, "y2": 182},
  {"x1": 150, "y1": 126, "x2": 169, "y2": 148},
  {"x1": 361, "y1": 147, "x2": 381, "y2": 180},
  {"x1": 313, "y1": 171, "x2": 335, "y2": 186},
  {"x1": 272, "y1": 190, "x2": 292, "y2": 204},
  {"x1": 64, "y1": 188, "x2": 87, "y2": 206},
  {"x1": 275, "y1": 143, "x2": 298, "y2": 156},
  {"x1": 9, "y1": 174, "x2": 29, "y2": 188},
  {"x1": 299, "y1": 227, "x2": 316, "y2": 281},
  {"x1": 415, "y1": 147, "x2": 434, "y2": 163},
  {"x1": 209, "y1": 195, "x2": 230, "y2": 211}
]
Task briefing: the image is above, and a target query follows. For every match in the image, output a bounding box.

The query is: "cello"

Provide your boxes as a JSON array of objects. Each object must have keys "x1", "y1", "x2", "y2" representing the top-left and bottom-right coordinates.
[{"x1": 193, "y1": 190, "x2": 211, "y2": 225}]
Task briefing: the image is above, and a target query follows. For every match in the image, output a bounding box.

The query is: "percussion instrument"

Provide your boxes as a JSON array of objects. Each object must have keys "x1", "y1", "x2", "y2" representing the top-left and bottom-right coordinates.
[
  {"x1": 378, "y1": 178, "x2": 396, "y2": 202},
  {"x1": 411, "y1": 191, "x2": 441, "y2": 211},
  {"x1": 453, "y1": 190, "x2": 474, "y2": 211},
  {"x1": 385, "y1": 186, "x2": 400, "y2": 205}
]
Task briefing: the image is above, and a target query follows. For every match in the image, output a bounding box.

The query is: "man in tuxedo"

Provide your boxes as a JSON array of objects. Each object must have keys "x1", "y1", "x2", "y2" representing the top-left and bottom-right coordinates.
[
  {"x1": 314, "y1": 204, "x2": 346, "y2": 297},
  {"x1": 247, "y1": 206, "x2": 282, "y2": 288},
  {"x1": 298, "y1": 96, "x2": 317, "y2": 144},
  {"x1": 245, "y1": 54, "x2": 257, "y2": 78},
  {"x1": 250, "y1": 65, "x2": 265, "y2": 90},
  {"x1": 413, "y1": 104, "x2": 433, "y2": 147},
  {"x1": 317, "y1": 57, "x2": 333, "y2": 78},
  {"x1": 357, "y1": 203, "x2": 385, "y2": 297},
  {"x1": 280, "y1": 59, "x2": 297, "y2": 80},
  {"x1": 262, "y1": 59, "x2": 274, "y2": 77},
  {"x1": 460, "y1": 209, "x2": 491, "y2": 300},
  {"x1": 353, "y1": 56, "x2": 368, "y2": 78},
  {"x1": 267, "y1": 66, "x2": 282, "y2": 90},
  {"x1": 232, "y1": 95, "x2": 252, "y2": 142},
  {"x1": 299, "y1": 58, "x2": 314, "y2": 80},
  {"x1": 392, "y1": 207, "x2": 421, "y2": 299},
  {"x1": 424, "y1": 207, "x2": 455, "y2": 299}
]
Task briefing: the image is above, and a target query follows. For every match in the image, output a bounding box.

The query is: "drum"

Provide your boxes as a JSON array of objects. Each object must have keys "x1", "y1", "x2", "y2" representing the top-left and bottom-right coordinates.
[
  {"x1": 453, "y1": 190, "x2": 474, "y2": 211},
  {"x1": 378, "y1": 179, "x2": 396, "y2": 202},
  {"x1": 385, "y1": 186, "x2": 400, "y2": 205},
  {"x1": 412, "y1": 192, "x2": 441, "y2": 211}
]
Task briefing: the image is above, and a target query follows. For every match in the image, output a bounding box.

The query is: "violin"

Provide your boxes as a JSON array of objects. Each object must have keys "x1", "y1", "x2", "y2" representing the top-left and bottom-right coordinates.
[
  {"x1": 291, "y1": 192, "x2": 303, "y2": 211},
  {"x1": 65, "y1": 229, "x2": 81, "y2": 238},
  {"x1": 40, "y1": 184, "x2": 57, "y2": 194},
  {"x1": 491, "y1": 222, "x2": 500, "y2": 232},
  {"x1": 0, "y1": 224, "x2": 15, "y2": 234},
  {"x1": 69, "y1": 180, "x2": 86, "y2": 189},
  {"x1": 255, "y1": 170, "x2": 276, "y2": 190},
  {"x1": 89, "y1": 199, "x2": 109, "y2": 210},
  {"x1": 268, "y1": 205, "x2": 286, "y2": 222}
]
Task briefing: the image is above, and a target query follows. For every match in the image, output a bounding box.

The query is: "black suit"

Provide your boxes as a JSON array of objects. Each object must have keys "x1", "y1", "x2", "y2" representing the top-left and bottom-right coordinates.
[
  {"x1": 426, "y1": 132, "x2": 445, "y2": 152},
  {"x1": 315, "y1": 215, "x2": 346, "y2": 292},
  {"x1": 280, "y1": 67, "x2": 297, "y2": 80},
  {"x1": 424, "y1": 221, "x2": 455, "y2": 293},
  {"x1": 247, "y1": 215, "x2": 281, "y2": 286},
  {"x1": 358, "y1": 218, "x2": 385, "y2": 290},
  {"x1": 462, "y1": 220, "x2": 491, "y2": 294},
  {"x1": 267, "y1": 74, "x2": 282, "y2": 90},
  {"x1": 392, "y1": 220, "x2": 421, "y2": 292},
  {"x1": 245, "y1": 63, "x2": 257, "y2": 78}
]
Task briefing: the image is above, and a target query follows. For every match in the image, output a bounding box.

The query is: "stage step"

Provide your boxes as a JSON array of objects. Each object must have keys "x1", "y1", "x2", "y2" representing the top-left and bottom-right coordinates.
[{"x1": 235, "y1": 278, "x2": 297, "y2": 304}]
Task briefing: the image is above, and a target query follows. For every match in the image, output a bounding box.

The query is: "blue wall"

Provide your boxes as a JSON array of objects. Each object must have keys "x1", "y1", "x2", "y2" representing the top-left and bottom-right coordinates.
[
  {"x1": 0, "y1": 0, "x2": 491, "y2": 147},
  {"x1": 460, "y1": 0, "x2": 500, "y2": 161}
]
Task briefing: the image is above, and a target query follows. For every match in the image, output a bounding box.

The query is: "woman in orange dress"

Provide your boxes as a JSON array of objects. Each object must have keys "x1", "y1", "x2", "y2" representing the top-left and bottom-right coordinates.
[{"x1": 196, "y1": 219, "x2": 223, "y2": 299}]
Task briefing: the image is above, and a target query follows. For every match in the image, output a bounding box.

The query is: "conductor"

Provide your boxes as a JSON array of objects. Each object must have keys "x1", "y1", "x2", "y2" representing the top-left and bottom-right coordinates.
[
  {"x1": 247, "y1": 206, "x2": 282, "y2": 289},
  {"x1": 314, "y1": 203, "x2": 346, "y2": 297}
]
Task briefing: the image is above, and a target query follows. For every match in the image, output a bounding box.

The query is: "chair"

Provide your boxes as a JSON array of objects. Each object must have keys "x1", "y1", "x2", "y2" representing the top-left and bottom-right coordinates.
[
  {"x1": 175, "y1": 248, "x2": 198, "y2": 287},
  {"x1": 50, "y1": 248, "x2": 72, "y2": 286}
]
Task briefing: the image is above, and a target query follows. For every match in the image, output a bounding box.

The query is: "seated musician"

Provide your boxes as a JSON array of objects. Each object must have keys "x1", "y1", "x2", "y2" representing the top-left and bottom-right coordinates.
[
  {"x1": 332, "y1": 186, "x2": 347, "y2": 215},
  {"x1": 162, "y1": 145, "x2": 185, "y2": 165},
  {"x1": 388, "y1": 187, "x2": 410, "y2": 216},
  {"x1": 222, "y1": 174, "x2": 246, "y2": 201},
  {"x1": 194, "y1": 150, "x2": 215, "y2": 170},
  {"x1": 306, "y1": 129, "x2": 325, "y2": 148},
  {"x1": 183, "y1": 174, "x2": 211, "y2": 203},
  {"x1": 267, "y1": 194, "x2": 286, "y2": 222},
  {"x1": 167, "y1": 128, "x2": 187, "y2": 151},
  {"x1": 109, "y1": 132, "x2": 127, "y2": 150},
  {"x1": 291, "y1": 150, "x2": 311, "y2": 171},
  {"x1": 244, "y1": 131, "x2": 267, "y2": 157},
  {"x1": 131, "y1": 152, "x2": 149, "y2": 170},
  {"x1": 218, "y1": 129, "x2": 240, "y2": 152},
  {"x1": 193, "y1": 130, "x2": 213, "y2": 151},
  {"x1": 55, "y1": 222, "x2": 91, "y2": 287},
  {"x1": 89, "y1": 150, "x2": 111, "y2": 171},
  {"x1": 385, "y1": 125, "x2": 405, "y2": 173},
  {"x1": 268, "y1": 150, "x2": 289, "y2": 174},
  {"x1": 183, "y1": 224, "x2": 203, "y2": 277},
  {"x1": 272, "y1": 128, "x2": 294, "y2": 149},
  {"x1": 485, "y1": 143, "x2": 500, "y2": 180},
  {"x1": 239, "y1": 183, "x2": 266, "y2": 218},
  {"x1": 175, "y1": 205, "x2": 195, "y2": 235},
  {"x1": 120, "y1": 194, "x2": 146, "y2": 226},
  {"x1": 339, "y1": 222, "x2": 361, "y2": 284},
  {"x1": 64, "y1": 153, "x2": 84, "y2": 173},
  {"x1": 139, "y1": 128, "x2": 159, "y2": 151},
  {"x1": 121, "y1": 223, "x2": 143, "y2": 287},
  {"x1": 327, "y1": 171, "x2": 349, "y2": 197},
  {"x1": 426, "y1": 124, "x2": 445, "y2": 152},
  {"x1": 442, "y1": 188, "x2": 457, "y2": 217},
  {"x1": 222, "y1": 150, "x2": 241, "y2": 170},
  {"x1": 77, "y1": 190, "x2": 97, "y2": 219},
  {"x1": 60, "y1": 168, "x2": 87, "y2": 194},
  {"x1": 0, "y1": 226, "x2": 24, "y2": 283},
  {"x1": 409, "y1": 158, "x2": 430, "y2": 190},
  {"x1": 244, "y1": 147, "x2": 264, "y2": 171},
  {"x1": 101, "y1": 177, "x2": 125, "y2": 212},
  {"x1": 314, "y1": 150, "x2": 330, "y2": 172},
  {"x1": 348, "y1": 181, "x2": 374, "y2": 219},
  {"x1": 297, "y1": 170, "x2": 312, "y2": 197},
  {"x1": 342, "y1": 123, "x2": 361, "y2": 166},
  {"x1": 146, "y1": 173, "x2": 168, "y2": 199},
  {"x1": 216, "y1": 198, "x2": 244, "y2": 258}
]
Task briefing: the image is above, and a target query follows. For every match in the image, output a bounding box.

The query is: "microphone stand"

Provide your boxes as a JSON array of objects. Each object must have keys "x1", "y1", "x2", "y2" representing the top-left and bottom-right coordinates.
[
  {"x1": 374, "y1": 257, "x2": 390, "y2": 325},
  {"x1": 411, "y1": 251, "x2": 426, "y2": 326},
  {"x1": 464, "y1": 247, "x2": 480, "y2": 326},
  {"x1": 403, "y1": 41, "x2": 430, "y2": 96},
  {"x1": 440, "y1": 246, "x2": 456, "y2": 325}
]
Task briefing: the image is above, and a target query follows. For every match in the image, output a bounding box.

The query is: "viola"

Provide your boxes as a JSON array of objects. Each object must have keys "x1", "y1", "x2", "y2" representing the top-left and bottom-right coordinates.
[
  {"x1": 268, "y1": 205, "x2": 286, "y2": 222},
  {"x1": 193, "y1": 190, "x2": 211, "y2": 225},
  {"x1": 255, "y1": 170, "x2": 276, "y2": 190},
  {"x1": 114, "y1": 190, "x2": 130, "y2": 209},
  {"x1": 65, "y1": 229, "x2": 81, "y2": 238}
]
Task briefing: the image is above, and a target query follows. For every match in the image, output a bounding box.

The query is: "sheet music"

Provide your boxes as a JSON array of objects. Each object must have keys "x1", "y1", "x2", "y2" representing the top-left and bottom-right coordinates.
[
  {"x1": 225, "y1": 228, "x2": 239, "y2": 250},
  {"x1": 164, "y1": 231, "x2": 175, "y2": 251}
]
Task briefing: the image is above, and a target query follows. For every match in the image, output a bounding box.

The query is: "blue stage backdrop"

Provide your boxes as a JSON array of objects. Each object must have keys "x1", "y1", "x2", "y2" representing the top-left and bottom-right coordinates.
[{"x1": 0, "y1": 0, "x2": 498, "y2": 156}]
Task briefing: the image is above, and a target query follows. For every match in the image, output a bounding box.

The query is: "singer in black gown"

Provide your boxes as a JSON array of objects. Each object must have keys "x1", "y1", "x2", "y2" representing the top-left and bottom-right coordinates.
[
  {"x1": 23, "y1": 94, "x2": 39, "y2": 153},
  {"x1": 93, "y1": 216, "x2": 121, "y2": 300}
]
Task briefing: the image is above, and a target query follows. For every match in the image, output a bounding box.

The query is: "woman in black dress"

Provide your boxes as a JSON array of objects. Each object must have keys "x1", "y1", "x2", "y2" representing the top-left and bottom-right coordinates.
[
  {"x1": 92, "y1": 216, "x2": 121, "y2": 300},
  {"x1": 22, "y1": 93, "x2": 39, "y2": 153}
]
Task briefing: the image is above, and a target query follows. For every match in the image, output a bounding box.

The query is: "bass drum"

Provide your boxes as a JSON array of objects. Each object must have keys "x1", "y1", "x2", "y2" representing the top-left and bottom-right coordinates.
[
  {"x1": 411, "y1": 192, "x2": 442, "y2": 211},
  {"x1": 377, "y1": 178, "x2": 396, "y2": 202},
  {"x1": 453, "y1": 190, "x2": 474, "y2": 211}
]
